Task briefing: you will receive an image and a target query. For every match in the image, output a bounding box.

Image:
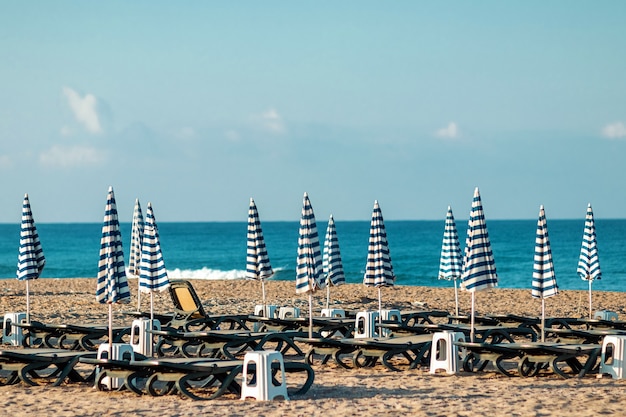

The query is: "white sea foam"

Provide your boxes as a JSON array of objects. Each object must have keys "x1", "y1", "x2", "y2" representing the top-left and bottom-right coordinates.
[{"x1": 167, "y1": 267, "x2": 246, "y2": 280}]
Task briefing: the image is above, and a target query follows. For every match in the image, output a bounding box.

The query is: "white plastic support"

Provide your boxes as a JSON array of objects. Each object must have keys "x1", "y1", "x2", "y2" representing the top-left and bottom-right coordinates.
[
  {"x1": 3, "y1": 312, "x2": 26, "y2": 346},
  {"x1": 320, "y1": 308, "x2": 346, "y2": 318},
  {"x1": 278, "y1": 307, "x2": 300, "y2": 319},
  {"x1": 354, "y1": 311, "x2": 380, "y2": 339},
  {"x1": 429, "y1": 331, "x2": 465, "y2": 375},
  {"x1": 254, "y1": 305, "x2": 279, "y2": 318},
  {"x1": 599, "y1": 335, "x2": 626, "y2": 379},
  {"x1": 379, "y1": 309, "x2": 401, "y2": 337},
  {"x1": 130, "y1": 319, "x2": 161, "y2": 357},
  {"x1": 594, "y1": 310, "x2": 619, "y2": 321},
  {"x1": 240, "y1": 350, "x2": 289, "y2": 401},
  {"x1": 96, "y1": 343, "x2": 135, "y2": 389}
]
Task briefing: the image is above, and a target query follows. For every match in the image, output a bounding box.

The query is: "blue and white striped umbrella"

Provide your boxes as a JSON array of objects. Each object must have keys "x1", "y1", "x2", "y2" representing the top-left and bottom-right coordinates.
[
  {"x1": 531, "y1": 205, "x2": 558, "y2": 341},
  {"x1": 139, "y1": 202, "x2": 170, "y2": 321},
  {"x1": 129, "y1": 198, "x2": 144, "y2": 310},
  {"x1": 17, "y1": 193, "x2": 46, "y2": 322},
  {"x1": 296, "y1": 193, "x2": 323, "y2": 337},
  {"x1": 246, "y1": 198, "x2": 274, "y2": 305},
  {"x1": 96, "y1": 187, "x2": 131, "y2": 349},
  {"x1": 461, "y1": 187, "x2": 498, "y2": 342},
  {"x1": 438, "y1": 206, "x2": 462, "y2": 315},
  {"x1": 128, "y1": 199, "x2": 144, "y2": 277},
  {"x1": 364, "y1": 200, "x2": 395, "y2": 316},
  {"x1": 577, "y1": 203, "x2": 601, "y2": 318},
  {"x1": 323, "y1": 214, "x2": 346, "y2": 310}
]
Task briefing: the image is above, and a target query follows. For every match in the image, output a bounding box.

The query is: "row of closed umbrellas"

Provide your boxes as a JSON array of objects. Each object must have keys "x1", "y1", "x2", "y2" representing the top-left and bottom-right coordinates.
[{"x1": 16, "y1": 186, "x2": 601, "y2": 344}]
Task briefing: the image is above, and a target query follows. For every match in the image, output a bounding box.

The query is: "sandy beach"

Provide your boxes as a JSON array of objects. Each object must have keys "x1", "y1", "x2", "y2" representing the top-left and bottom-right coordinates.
[{"x1": 1, "y1": 278, "x2": 626, "y2": 417}]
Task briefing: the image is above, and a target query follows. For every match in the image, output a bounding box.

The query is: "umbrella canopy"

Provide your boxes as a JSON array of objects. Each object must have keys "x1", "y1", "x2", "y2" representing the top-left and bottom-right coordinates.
[
  {"x1": 128, "y1": 198, "x2": 144, "y2": 310},
  {"x1": 577, "y1": 203, "x2": 601, "y2": 319},
  {"x1": 96, "y1": 186, "x2": 131, "y2": 350},
  {"x1": 295, "y1": 193, "x2": 323, "y2": 338},
  {"x1": 364, "y1": 200, "x2": 395, "y2": 318},
  {"x1": 322, "y1": 214, "x2": 346, "y2": 310},
  {"x1": 139, "y1": 202, "x2": 170, "y2": 321},
  {"x1": 246, "y1": 198, "x2": 274, "y2": 306},
  {"x1": 128, "y1": 199, "x2": 144, "y2": 277},
  {"x1": 461, "y1": 187, "x2": 498, "y2": 342},
  {"x1": 16, "y1": 193, "x2": 46, "y2": 323},
  {"x1": 531, "y1": 205, "x2": 558, "y2": 341},
  {"x1": 438, "y1": 206, "x2": 462, "y2": 315}
]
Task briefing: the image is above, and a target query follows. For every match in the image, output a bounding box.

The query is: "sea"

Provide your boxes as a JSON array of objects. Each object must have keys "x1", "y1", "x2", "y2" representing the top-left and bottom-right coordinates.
[{"x1": 1, "y1": 220, "x2": 625, "y2": 292}]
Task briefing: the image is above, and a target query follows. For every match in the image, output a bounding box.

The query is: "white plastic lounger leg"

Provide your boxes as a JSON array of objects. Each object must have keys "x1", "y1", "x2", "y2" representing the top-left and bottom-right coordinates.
[
  {"x1": 380, "y1": 309, "x2": 401, "y2": 337},
  {"x1": 594, "y1": 310, "x2": 619, "y2": 321},
  {"x1": 130, "y1": 318, "x2": 161, "y2": 357},
  {"x1": 599, "y1": 335, "x2": 626, "y2": 379},
  {"x1": 429, "y1": 331, "x2": 465, "y2": 375},
  {"x1": 320, "y1": 308, "x2": 346, "y2": 318},
  {"x1": 97, "y1": 343, "x2": 135, "y2": 389},
  {"x1": 278, "y1": 307, "x2": 300, "y2": 319},
  {"x1": 3, "y1": 312, "x2": 26, "y2": 346},
  {"x1": 241, "y1": 351, "x2": 289, "y2": 401},
  {"x1": 355, "y1": 311, "x2": 379, "y2": 339},
  {"x1": 254, "y1": 305, "x2": 278, "y2": 318}
]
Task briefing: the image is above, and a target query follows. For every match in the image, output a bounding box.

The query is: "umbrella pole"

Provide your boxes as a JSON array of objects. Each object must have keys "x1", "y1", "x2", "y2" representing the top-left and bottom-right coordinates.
[
  {"x1": 26, "y1": 280, "x2": 30, "y2": 323},
  {"x1": 378, "y1": 287, "x2": 383, "y2": 326},
  {"x1": 137, "y1": 284, "x2": 141, "y2": 311},
  {"x1": 308, "y1": 293, "x2": 313, "y2": 339},
  {"x1": 326, "y1": 285, "x2": 330, "y2": 311},
  {"x1": 108, "y1": 303, "x2": 113, "y2": 352},
  {"x1": 150, "y1": 292, "x2": 154, "y2": 322},
  {"x1": 589, "y1": 279, "x2": 593, "y2": 319},
  {"x1": 454, "y1": 279, "x2": 459, "y2": 316},
  {"x1": 470, "y1": 292, "x2": 476, "y2": 343},
  {"x1": 541, "y1": 298, "x2": 546, "y2": 343},
  {"x1": 262, "y1": 280, "x2": 266, "y2": 312}
]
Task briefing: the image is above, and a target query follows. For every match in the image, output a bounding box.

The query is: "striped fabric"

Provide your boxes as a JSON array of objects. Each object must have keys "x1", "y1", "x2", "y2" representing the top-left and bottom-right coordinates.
[
  {"x1": 531, "y1": 205, "x2": 558, "y2": 299},
  {"x1": 128, "y1": 198, "x2": 144, "y2": 278},
  {"x1": 17, "y1": 194, "x2": 45, "y2": 281},
  {"x1": 577, "y1": 203, "x2": 601, "y2": 282},
  {"x1": 364, "y1": 200, "x2": 395, "y2": 288},
  {"x1": 438, "y1": 206, "x2": 462, "y2": 281},
  {"x1": 246, "y1": 198, "x2": 274, "y2": 280},
  {"x1": 139, "y1": 202, "x2": 170, "y2": 293},
  {"x1": 96, "y1": 186, "x2": 131, "y2": 304},
  {"x1": 461, "y1": 187, "x2": 498, "y2": 292},
  {"x1": 322, "y1": 215, "x2": 346, "y2": 287},
  {"x1": 295, "y1": 193, "x2": 323, "y2": 295}
]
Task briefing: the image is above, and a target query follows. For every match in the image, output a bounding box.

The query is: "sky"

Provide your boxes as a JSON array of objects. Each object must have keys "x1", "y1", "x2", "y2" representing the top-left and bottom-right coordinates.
[{"x1": 1, "y1": 1, "x2": 626, "y2": 223}]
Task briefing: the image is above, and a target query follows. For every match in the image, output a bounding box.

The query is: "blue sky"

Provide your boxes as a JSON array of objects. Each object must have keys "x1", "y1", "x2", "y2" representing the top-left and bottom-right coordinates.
[{"x1": 1, "y1": 2, "x2": 625, "y2": 223}]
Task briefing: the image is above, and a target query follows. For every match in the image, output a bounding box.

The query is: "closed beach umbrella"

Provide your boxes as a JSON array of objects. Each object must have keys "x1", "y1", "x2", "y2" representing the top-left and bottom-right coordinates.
[
  {"x1": 296, "y1": 193, "x2": 323, "y2": 338},
  {"x1": 364, "y1": 200, "x2": 396, "y2": 319},
  {"x1": 246, "y1": 198, "x2": 274, "y2": 307},
  {"x1": 461, "y1": 187, "x2": 498, "y2": 342},
  {"x1": 96, "y1": 186, "x2": 131, "y2": 350},
  {"x1": 128, "y1": 198, "x2": 144, "y2": 310},
  {"x1": 322, "y1": 214, "x2": 346, "y2": 310},
  {"x1": 438, "y1": 206, "x2": 462, "y2": 316},
  {"x1": 16, "y1": 194, "x2": 46, "y2": 323},
  {"x1": 577, "y1": 203, "x2": 601, "y2": 319},
  {"x1": 139, "y1": 202, "x2": 170, "y2": 322},
  {"x1": 531, "y1": 205, "x2": 558, "y2": 341}
]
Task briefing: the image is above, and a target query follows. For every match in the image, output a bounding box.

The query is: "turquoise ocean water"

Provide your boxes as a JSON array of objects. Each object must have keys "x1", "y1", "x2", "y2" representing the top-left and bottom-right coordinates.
[{"x1": 1, "y1": 220, "x2": 625, "y2": 292}]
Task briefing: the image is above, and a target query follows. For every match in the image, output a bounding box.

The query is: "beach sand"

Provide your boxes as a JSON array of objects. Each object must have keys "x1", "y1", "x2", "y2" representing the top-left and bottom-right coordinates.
[{"x1": 1, "y1": 278, "x2": 626, "y2": 416}]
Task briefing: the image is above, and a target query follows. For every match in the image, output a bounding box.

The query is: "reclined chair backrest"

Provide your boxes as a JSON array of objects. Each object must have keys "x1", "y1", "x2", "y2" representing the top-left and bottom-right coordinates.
[{"x1": 168, "y1": 280, "x2": 207, "y2": 327}]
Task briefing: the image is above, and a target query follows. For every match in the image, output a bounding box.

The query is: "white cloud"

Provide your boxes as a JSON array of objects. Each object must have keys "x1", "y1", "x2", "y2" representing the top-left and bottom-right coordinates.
[
  {"x1": 39, "y1": 145, "x2": 107, "y2": 168},
  {"x1": 175, "y1": 126, "x2": 196, "y2": 139},
  {"x1": 62, "y1": 87, "x2": 103, "y2": 134},
  {"x1": 224, "y1": 130, "x2": 241, "y2": 141},
  {"x1": 254, "y1": 108, "x2": 286, "y2": 134},
  {"x1": 602, "y1": 122, "x2": 626, "y2": 139},
  {"x1": 435, "y1": 122, "x2": 460, "y2": 139},
  {"x1": 0, "y1": 154, "x2": 12, "y2": 169}
]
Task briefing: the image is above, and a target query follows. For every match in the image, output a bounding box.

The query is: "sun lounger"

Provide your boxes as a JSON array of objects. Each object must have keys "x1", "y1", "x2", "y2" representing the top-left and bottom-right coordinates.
[
  {"x1": 547, "y1": 327, "x2": 626, "y2": 344},
  {"x1": 80, "y1": 356, "x2": 315, "y2": 400},
  {"x1": 456, "y1": 341, "x2": 601, "y2": 378},
  {"x1": 152, "y1": 328, "x2": 306, "y2": 359},
  {"x1": 248, "y1": 315, "x2": 355, "y2": 337},
  {"x1": 0, "y1": 348, "x2": 97, "y2": 386},
  {"x1": 376, "y1": 322, "x2": 537, "y2": 343},
  {"x1": 166, "y1": 280, "x2": 250, "y2": 331},
  {"x1": 399, "y1": 310, "x2": 450, "y2": 326},
  {"x1": 342, "y1": 334, "x2": 433, "y2": 371},
  {"x1": 295, "y1": 334, "x2": 433, "y2": 372},
  {"x1": 15, "y1": 321, "x2": 130, "y2": 351}
]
